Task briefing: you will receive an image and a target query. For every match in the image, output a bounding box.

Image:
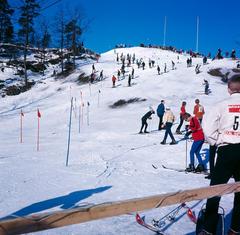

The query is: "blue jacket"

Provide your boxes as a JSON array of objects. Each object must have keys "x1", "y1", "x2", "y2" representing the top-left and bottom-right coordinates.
[{"x1": 157, "y1": 103, "x2": 165, "y2": 117}]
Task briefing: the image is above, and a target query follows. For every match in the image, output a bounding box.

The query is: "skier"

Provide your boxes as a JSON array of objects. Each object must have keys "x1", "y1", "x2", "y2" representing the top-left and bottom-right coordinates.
[
  {"x1": 92, "y1": 64, "x2": 96, "y2": 73},
  {"x1": 149, "y1": 59, "x2": 152, "y2": 68},
  {"x1": 175, "y1": 101, "x2": 187, "y2": 134},
  {"x1": 117, "y1": 70, "x2": 121, "y2": 81},
  {"x1": 164, "y1": 63, "x2": 167, "y2": 73},
  {"x1": 157, "y1": 65, "x2": 160, "y2": 75},
  {"x1": 99, "y1": 70, "x2": 103, "y2": 80},
  {"x1": 160, "y1": 107, "x2": 177, "y2": 145},
  {"x1": 131, "y1": 68, "x2": 135, "y2": 79},
  {"x1": 199, "y1": 74, "x2": 240, "y2": 235},
  {"x1": 231, "y1": 49, "x2": 236, "y2": 60},
  {"x1": 90, "y1": 73, "x2": 95, "y2": 83},
  {"x1": 151, "y1": 60, "x2": 155, "y2": 67},
  {"x1": 193, "y1": 99, "x2": 205, "y2": 124},
  {"x1": 132, "y1": 53, "x2": 135, "y2": 64},
  {"x1": 157, "y1": 100, "x2": 165, "y2": 130},
  {"x1": 195, "y1": 64, "x2": 201, "y2": 74},
  {"x1": 128, "y1": 74, "x2": 132, "y2": 87},
  {"x1": 139, "y1": 109, "x2": 155, "y2": 133},
  {"x1": 183, "y1": 113, "x2": 205, "y2": 172},
  {"x1": 142, "y1": 61, "x2": 145, "y2": 70},
  {"x1": 203, "y1": 79, "x2": 210, "y2": 95},
  {"x1": 189, "y1": 57, "x2": 192, "y2": 67},
  {"x1": 112, "y1": 75, "x2": 117, "y2": 87},
  {"x1": 137, "y1": 60, "x2": 140, "y2": 68},
  {"x1": 203, "y1": 56, "x2": 207, "y2": 65},
  {"x1": 171, "y1": 61, "x2": 175, "y2": 70},
  {"x1": 216, "y1": 48, "x2": 223, "y2": 59}
]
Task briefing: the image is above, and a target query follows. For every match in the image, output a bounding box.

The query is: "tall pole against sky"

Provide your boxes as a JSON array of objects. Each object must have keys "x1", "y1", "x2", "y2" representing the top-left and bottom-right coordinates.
[
  {"x1": 163, "y1": 16, "x2": 167, "y2": 47},
  {"x1": 196, "y1": 16, "x2": 199, "y2": 53}
]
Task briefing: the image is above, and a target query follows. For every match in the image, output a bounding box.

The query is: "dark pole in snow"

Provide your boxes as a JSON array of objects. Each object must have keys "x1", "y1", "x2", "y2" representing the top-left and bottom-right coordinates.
[{"x1": 66, "y1": 97, "x2": 73, "y2": 166}]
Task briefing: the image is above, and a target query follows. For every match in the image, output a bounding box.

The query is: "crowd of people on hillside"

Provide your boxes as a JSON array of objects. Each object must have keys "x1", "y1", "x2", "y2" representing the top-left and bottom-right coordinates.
[
  {"x1": 139, "y1": 76, "x2": 240, "y2": 235},
  {"x1": 86, "y1": 46, "x2": 240, "y2": 235},
  {"x1": 140, "y1": 98, "x2": 206, "y2": 172}
]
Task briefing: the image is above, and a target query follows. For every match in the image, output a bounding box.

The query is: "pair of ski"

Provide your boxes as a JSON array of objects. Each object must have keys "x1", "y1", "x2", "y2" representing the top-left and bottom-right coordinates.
[
  {"x1": 160, "y1": 165, "x2": 209, "y2": 175},
  {"x1": 136, "y1": 202, "x2": 197, "y2": 234},
  {"x1": 136, "y1": 203, "x2": 225, "y2": 234}
]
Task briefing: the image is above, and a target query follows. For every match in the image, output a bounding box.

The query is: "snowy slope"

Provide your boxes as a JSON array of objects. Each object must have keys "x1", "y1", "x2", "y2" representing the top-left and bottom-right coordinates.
[{"x1": 0, "y1": 47, "x2": 238, "y2": 235}]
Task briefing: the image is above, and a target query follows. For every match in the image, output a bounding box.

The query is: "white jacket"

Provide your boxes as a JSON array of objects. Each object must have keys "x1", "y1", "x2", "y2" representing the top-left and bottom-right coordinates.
[
  {"x1": 163, "y1": 110, "x2": 175, "y2": 124},
  {"x1": 202, "y1": 93, "x2": 240, "y2": 146}
]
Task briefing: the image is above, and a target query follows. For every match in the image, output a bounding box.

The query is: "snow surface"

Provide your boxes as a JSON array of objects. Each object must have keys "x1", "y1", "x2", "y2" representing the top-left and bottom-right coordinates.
[{"x1": 0, "y1": 47, "x2": 238, "y2": 234}]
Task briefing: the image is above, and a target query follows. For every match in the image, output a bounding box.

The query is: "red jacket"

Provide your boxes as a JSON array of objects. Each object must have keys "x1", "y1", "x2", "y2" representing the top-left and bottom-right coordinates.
[
  {"x1": 189, "y1": 116, "x2": 204, "y2": 141},
  {"x1": 112, "y1": 75, "x2": 116, "y2": 82},
  {"x1": 180, "y1": 105, "x2": 186, "y2": 116}
]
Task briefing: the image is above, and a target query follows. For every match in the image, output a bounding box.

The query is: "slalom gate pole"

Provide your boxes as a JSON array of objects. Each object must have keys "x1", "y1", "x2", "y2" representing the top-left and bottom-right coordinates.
[
  {"x1": 74, "y1": 97, "x2": 77, "y2": 119},
  {"x1": 87, "y1": 102, "x2": 90, "y2": 126},
  {"x1": 98, "y1": 90, "x2": 100, "y2": 107},
  {"x1": 66, "y1": 97, "x2": 73, "y2": 167},
  {"x1": 37, "y1": 113, "x2": 40, "y2": 151},
  {"x1": 20, "y1": 110, "x2": 23, "y2": 143},
  {"x1": 89, "y1": 83, "x2": 92, "y2": 96}
]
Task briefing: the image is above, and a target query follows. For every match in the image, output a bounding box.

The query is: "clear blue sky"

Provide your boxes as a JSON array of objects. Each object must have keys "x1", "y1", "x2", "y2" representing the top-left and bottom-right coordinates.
[{"x1": 44, "y1": 0, "x2": 240, "y2": 55}]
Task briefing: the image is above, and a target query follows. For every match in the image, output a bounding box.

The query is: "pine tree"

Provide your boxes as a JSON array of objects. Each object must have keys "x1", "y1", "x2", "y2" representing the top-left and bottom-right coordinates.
[
  {"x1": 64, "y1": 18, "x2": 82, "y2": 69},
  {"x1": 0, "y1": 0, "x2": 14, "y2": 43},
  {"x1": 54, "y1": 9, "x2": 66, "y2": 73},
  {"x1": 18, "y1": 0, "x2": 40, "y2": 86}
]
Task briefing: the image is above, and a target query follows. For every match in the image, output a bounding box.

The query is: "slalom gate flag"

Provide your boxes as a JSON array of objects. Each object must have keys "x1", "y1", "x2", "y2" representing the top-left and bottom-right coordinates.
[{"x1": 37, "y1": 109, "x2": 41, "y2": 118}]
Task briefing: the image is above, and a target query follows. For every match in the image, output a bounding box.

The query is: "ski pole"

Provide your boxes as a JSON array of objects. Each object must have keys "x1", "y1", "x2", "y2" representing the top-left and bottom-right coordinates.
[{"x1": 185, "y1": 138, "x2": 188, "y2": 169}]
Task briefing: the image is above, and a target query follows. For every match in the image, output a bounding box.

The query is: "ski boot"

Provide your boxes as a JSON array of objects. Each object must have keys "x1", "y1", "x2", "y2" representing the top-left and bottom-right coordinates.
[
  {"x1": 195, "y1": 164, "x2": 205, "y2": 173},
  {"x1": 186, "y1": 164, "x2": 195, "y2": 172}
]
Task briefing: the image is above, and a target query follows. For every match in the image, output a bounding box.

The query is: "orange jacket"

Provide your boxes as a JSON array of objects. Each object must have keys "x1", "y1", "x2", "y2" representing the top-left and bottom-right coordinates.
[{"x1": 193, "y1": 104, "x2": 205, "y2": 119}]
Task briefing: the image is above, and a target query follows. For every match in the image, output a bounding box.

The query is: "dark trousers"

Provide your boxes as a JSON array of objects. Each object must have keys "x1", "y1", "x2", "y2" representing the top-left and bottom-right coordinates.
[
  {"x1": 140, "y1": 119, "x2": 148, "y2": 132},
  {"x1": 204, "y1": 144, "x2": 240, "y2": 233},
  {"x1": 209, "y1": 145, "x2": 217, "y2": 175},
  {"x1": 158, "y1": 115, "x2": 164, "y2": 130},
  {"x1": 176, "y1": 115, "x2": 184, "y2": 131},
  {"x1": 162, "y1": 122, "x2": 175, "y2": 142}
]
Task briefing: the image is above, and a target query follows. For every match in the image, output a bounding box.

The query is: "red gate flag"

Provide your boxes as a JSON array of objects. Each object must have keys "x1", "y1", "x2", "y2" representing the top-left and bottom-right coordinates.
[{"x1": 37, "y1": 109, "x2": 41, "y2": 118}]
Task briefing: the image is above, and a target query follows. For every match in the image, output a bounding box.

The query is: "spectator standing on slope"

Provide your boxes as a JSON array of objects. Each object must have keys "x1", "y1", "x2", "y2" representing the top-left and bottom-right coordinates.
[
  {"x1": 203, "y1": 79, "x2": 210, "y2": 95},
  {"x1": 157, "y1": 100, "x2": 165, "y2": 130},
  {"x1": 160, "y1": 107, "x2": 177, "y2": 145},
  {"x1": 193, "y1": 99, "x2": 205, "y2": 124},
  {"x1": 112, "y1": 75, "x2": 117, "y2": 87},
  {"x1": 139, "y1": 109, "x2": 155, "y2": 133},
  {"x1": 131, "y1": 68, "x2": 135, "y2": 79},
  {"x1": 183, "y1": 113, "x2": 205, "y2": 172},
  {"x1": 176, "y1": 101, "x2": 187, "y2": 134},
  {"x1": 128, "y1": 74, "x2": 132, "y2": 87},
  {"x1": 199, "y1": 74, "x2": 240, "y2": 235},
  {"x1": 157, "y1": 65, "x2": 160, "y2": 75}
]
